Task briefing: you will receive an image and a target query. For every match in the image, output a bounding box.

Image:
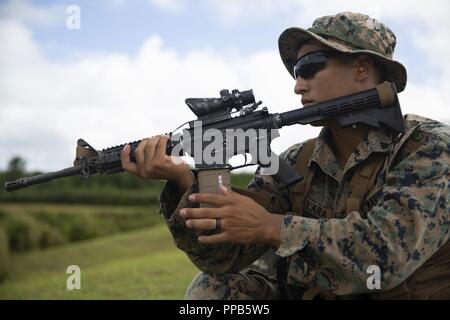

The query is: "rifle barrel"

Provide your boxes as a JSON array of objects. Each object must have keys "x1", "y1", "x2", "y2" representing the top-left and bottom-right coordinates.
[{"x1": 4, "y1": 166, "x2": 82, "y2": 192}]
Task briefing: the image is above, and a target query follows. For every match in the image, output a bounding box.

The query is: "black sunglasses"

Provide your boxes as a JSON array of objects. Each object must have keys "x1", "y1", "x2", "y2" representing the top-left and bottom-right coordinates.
[{"x1": 293, "y1": 50, "x2": 338, "y2": 80}]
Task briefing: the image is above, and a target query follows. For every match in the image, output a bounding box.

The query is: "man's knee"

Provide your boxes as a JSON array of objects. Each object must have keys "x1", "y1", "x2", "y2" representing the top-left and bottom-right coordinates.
[
  {"x1": 185, "y1": 270, "x2": 279, "y2": 300},
  {"x1": 185, "y1": 272, "x2": 237, "y2": 300}
]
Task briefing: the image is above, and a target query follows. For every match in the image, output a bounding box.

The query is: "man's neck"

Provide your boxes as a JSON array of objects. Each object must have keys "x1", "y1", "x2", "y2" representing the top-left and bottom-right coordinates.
[{"x1": 327, "y1": 121, "x2": 370, "y2": 169}]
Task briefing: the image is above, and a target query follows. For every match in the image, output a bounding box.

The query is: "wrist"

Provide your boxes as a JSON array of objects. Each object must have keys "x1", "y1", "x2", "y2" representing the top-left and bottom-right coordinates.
[
  {"x1": 174, "y1": 170, "x2": 194, "y2": 193},
  {"x1": 263, "y1": 213, "x2": 282, "y2": 248}
]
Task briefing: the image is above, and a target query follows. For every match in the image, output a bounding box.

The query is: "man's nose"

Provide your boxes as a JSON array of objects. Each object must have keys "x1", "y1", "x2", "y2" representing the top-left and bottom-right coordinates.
[{"x1": 294, "y1": 77, "x2": 308, "y2": 95}]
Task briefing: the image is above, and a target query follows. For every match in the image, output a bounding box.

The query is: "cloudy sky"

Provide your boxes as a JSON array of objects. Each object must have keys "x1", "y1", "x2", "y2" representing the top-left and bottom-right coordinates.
[{"x1": 1, "y1": 0, "x2": 449, "y2": 173}]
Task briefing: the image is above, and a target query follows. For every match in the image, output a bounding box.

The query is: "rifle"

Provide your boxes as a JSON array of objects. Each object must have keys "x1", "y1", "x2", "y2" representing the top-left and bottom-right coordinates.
[{"x1": 4, "y1": 82, "x2": 405, "y2": 200}]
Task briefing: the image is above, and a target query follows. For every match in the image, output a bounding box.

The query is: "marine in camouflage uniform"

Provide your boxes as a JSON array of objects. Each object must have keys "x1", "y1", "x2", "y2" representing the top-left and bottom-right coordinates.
[{"x1": 158, "y1": 12, "x2": 450, "y2": 299}]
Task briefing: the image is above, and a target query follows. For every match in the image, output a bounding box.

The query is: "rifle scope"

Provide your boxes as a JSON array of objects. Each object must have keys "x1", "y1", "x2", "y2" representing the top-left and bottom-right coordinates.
[{"x1": 185, "y1": 89, "x2": 255, "y2": 118}]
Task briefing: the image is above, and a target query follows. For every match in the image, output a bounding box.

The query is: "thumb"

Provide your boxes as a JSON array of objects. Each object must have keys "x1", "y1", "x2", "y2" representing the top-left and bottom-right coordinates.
[
  {"x1": 121, "y1": 144, "x2": 131, "y2": 161},
  {"x1": 121, "y1": 144, "x2": 138, "y2": 175},
  {"x1": 219, "y1": 184, "x2": 231, "y2": 196}
]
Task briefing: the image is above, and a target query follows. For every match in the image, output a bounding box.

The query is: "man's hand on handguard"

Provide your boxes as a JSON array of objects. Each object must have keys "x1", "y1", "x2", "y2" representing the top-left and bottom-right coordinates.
[
  {"x1": 120, "y1": 135, "x2": 194, "y2": 193},
  {"x1": 181, "y1": 185, "x2": 282, "y2": 248}
]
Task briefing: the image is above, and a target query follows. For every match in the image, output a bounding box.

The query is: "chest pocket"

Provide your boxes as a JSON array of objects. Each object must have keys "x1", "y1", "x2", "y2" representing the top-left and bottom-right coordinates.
[{"x1": 289, "y1": 140, "x2": 388, "y2": 219}]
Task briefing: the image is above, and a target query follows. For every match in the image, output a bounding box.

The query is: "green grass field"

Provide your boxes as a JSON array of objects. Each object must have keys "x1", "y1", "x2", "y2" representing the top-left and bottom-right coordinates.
[
  {"x1": 0, "y1": 224, "x2": 200, "y2": 299},
  {"x1": 0, "y1": 173, "x2": 255, "y2": 299}
]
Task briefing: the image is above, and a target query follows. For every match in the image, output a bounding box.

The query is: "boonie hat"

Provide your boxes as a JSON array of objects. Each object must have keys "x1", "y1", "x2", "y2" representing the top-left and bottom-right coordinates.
[{"x1": 278, "y1": 12, "x2": 407, "y2": 92}]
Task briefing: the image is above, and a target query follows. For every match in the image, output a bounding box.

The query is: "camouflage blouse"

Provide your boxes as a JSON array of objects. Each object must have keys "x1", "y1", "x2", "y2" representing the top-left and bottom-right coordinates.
[{"x1": 159, "y1": 114, "x2": 450, "y2": 295}]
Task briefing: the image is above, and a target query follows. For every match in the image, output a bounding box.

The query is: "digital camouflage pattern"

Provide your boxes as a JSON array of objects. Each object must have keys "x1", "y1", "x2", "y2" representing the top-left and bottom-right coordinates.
[
  {"x1": 185, "y1": 270, "x2": 280, "y2": 300},
  {"x1": 159, "y1": 114, "x2": 450, "y2": 299},
  {"x1": 270, "y1": 114, "x2": 450, "y2": 295},
  {"x1": 278, "y1": 12, "x2": 408, "y2": 92}
]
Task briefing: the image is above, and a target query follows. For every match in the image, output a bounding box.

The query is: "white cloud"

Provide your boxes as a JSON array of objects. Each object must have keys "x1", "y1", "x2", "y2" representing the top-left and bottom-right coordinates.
[
  {"x1": 205, "y1": 0, "x2": 450, "y2": 121},
  {"x1": 0, "y1": 19, "x2": 319, "y2": 172},
  {"x1": 1, "y1": 0, "x2": 449, "y2": 174}
]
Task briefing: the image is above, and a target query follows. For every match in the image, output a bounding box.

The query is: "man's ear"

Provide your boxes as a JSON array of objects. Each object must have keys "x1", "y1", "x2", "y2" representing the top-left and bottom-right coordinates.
[{"x1": 353, "y1": 55, "x2": 375, "y2": 81}]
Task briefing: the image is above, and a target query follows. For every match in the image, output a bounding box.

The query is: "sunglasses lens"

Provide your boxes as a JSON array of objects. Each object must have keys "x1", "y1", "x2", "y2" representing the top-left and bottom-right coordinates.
[
  {"x1": 293, "y1": 51, "x2": 329, "y2": 80},
  {"x1": 294, "y1": 62, "x2": 326, "y2": 79}
]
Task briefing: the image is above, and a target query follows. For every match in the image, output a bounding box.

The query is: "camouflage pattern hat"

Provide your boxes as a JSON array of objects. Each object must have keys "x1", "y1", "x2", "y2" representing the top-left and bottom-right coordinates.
[{"x1": 278, "y1": 12, "x2": 407, "y2": 92}]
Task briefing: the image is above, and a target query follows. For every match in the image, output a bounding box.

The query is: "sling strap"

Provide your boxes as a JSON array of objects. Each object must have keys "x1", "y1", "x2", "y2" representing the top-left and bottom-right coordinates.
[
  {"x1": 290, "y1": 139, "x2": 317, "y2": 214},
  {"x1": 346, "y1": 153, "x2": 387, "y2": 213}
]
